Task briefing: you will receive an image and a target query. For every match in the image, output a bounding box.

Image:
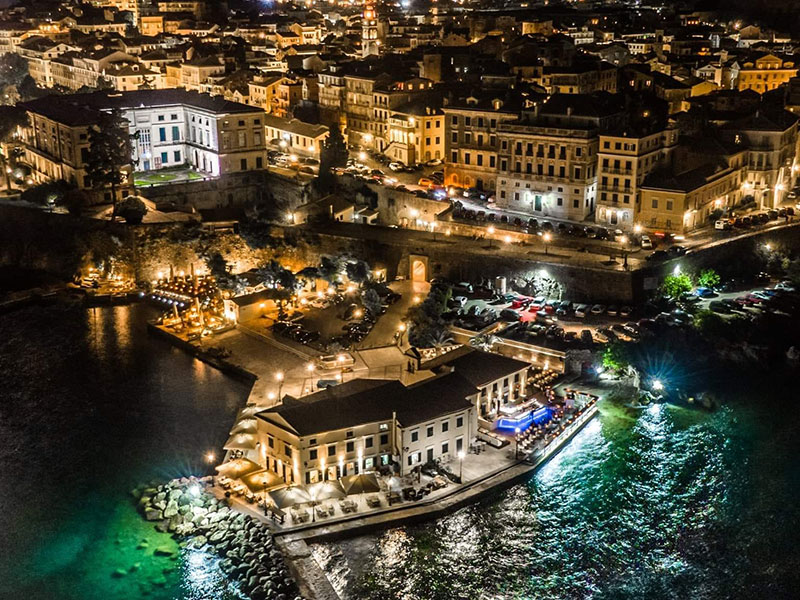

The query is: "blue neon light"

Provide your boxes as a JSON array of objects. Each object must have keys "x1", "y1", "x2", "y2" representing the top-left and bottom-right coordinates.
[{"x1": 496, "y1": 407, "x2": 552, "y2": 432}]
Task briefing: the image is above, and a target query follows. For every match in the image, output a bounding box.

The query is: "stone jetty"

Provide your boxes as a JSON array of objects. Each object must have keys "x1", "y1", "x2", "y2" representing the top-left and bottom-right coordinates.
[{"x1": 133, "y1": 476, "x2": 303, "y2": 600}]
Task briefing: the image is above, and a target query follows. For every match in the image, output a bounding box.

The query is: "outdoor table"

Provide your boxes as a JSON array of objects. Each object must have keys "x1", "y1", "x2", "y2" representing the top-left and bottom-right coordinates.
[
  {"x1": 366, "y1": 495, "x2": 381, "y2": 508},
  {"x1": 387, "y1": 491, "x2": 401, "y2": 505}
]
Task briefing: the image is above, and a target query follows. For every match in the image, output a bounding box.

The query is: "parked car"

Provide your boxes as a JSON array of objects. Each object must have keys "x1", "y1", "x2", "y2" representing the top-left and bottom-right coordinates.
[
  {"x1": 709, "y1": 300, "x2": 731, "y2": 314},
  {"x1": 418, "y1": 177, "x2": 435, "y2": 187},
  {"x1": 500, "y1": 308, "x2": 521, "y2": 321},
  {"x1": 646, "y1": 250, "x2": 669, "y2": 261},
  {"x1": 607, "y1": 305, "x2": 618, "y2": 317},
  {"x1": 620, "y1": 306, "x2": 632, "y2": 317},
  {"x1": 574, "y1": 304, "x2": 589, "y2": 318},
  {"x1": 715, "y1": 219, "x2": 732, "y2": 230},
  {"x1": 694, "y1": 287, "x2": 718, "y2": 298},
  {"x1": 591, "y1": 304, "x2": 606, "y2": 315},
  {"x1": 667, "y1": 245, "x2": 688, "y2": 256},
  {"x1": 641, "y1": 234, "x2": 653, "y2": 249}
]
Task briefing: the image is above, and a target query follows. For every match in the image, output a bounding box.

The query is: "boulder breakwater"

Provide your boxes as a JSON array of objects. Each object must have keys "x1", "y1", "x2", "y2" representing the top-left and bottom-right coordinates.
[{"x1": 134, "y1": 476, "x2": 303, "y2": 600}]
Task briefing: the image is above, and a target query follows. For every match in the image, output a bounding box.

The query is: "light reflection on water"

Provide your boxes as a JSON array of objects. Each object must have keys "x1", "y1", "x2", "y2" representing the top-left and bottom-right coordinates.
[
  {"x1": 314, "y1": 399, "x2": 800, "y2": 600},
  {"x1": 0, "y1": 303, "x2": 249, "y2": 600}
]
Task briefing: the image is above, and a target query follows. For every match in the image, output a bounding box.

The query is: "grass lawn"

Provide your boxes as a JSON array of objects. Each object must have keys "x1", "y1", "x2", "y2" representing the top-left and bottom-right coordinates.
[{"x1": 134, "y1": 172, "x2": 178, "y2": 184}]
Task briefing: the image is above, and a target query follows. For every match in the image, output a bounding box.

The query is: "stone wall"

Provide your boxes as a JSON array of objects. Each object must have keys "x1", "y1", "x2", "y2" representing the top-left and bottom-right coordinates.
[{"x1": 139, "y1": 171, "x2": 310, "y2": 216}]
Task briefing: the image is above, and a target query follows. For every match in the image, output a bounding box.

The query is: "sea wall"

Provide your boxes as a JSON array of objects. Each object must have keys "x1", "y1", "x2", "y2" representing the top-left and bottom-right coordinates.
[{"x1": 134, "y1": 477, "x2": 304, "y2": 600}]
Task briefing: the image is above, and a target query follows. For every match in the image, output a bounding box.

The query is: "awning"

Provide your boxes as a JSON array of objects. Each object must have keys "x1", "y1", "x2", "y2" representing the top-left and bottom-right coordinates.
[
  {"x1": 340, "y1": 473, "x2": 381, "y2": 495},
  {"x1": 229, "y1": 418, "x2": 258, "y2": 435},
  {"x1": 307, "y1": 480, "x2": 346, "y2": 501},
  {"x1": 269, "y1": 486, "x2": 312, "y2": 509},
  {"x1": 224, "y1": 432, "x2": 257, "y2": 450},
  {"x1": 215, "y1": 458, "x2": 263, "y2": 479}
]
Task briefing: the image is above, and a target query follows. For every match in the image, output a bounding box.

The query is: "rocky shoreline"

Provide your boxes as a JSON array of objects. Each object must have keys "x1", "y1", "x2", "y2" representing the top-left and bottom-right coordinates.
[{"x1": 133, "y1": 476, "x2": 303, "y2": 600}]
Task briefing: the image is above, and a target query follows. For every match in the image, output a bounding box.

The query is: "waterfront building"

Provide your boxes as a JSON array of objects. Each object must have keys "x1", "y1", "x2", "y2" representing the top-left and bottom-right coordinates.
[{"x1": 254, "y1": 374, "x2": 478, "y2": 484}]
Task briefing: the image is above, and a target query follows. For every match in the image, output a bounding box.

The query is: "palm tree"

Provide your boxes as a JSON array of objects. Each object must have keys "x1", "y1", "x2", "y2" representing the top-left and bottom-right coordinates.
[
  {"x1": 425, "y1": 328, "x2": 454, "y2": 352},
  {"x1": 470, "y1": 334, "x2": 497, "y2": 352}
]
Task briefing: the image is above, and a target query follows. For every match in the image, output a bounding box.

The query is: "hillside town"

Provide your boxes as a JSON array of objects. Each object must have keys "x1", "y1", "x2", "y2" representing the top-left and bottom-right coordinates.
[{"x1": 5, "y1": 1, "x2": 800, "y2": 599}]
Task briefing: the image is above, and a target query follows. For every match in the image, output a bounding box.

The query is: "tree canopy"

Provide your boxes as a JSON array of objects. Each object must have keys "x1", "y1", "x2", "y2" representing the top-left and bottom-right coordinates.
[
  {"x1": 696, "y1": 268, "x2": 720, "y2": 289},
  {"x1": 85, "y1": 109, "x2": 133, "y2": 219},
  {"x1": 660, "y1": 273, "x2": 693, "y2": 299}
]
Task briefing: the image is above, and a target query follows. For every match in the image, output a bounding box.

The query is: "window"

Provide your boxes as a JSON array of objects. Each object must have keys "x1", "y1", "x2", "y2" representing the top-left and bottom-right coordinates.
[
  {"x1": 379, "y1": 433, "x2": 389, "y2": 445},
  {"x1": 451, "y1": 116, "x2": 458, "y2": 126},
  {"x1": 442, "y1": 421, "x2": 449, "y2": 433},
  {"x1": 173, "y1": 150, "x2": 181, "y2": 162},
  {"x1": 407, "y1": 452, "x2": 421, "y2": 466},
  {"x1": 456, "y1": 416, "x2": 464, "y2": 428},
  {"x1": 426, "y1": 425, "x2": 434, "y2": 438},
  {"x1": 160, "y1": 151, "x2": 168, "y2": 164},
  {"x1": 442, "y1": 442, "x2": 449, "y2": 455},
  {"x1": 666, "y1": 199, "x2": 673, "y2": 211},
  {"x1": 651, "y1": 199, "x2": 658, "y2": 209},
  {"x1": 411, "y1": 430, "x2": 419, "y2": 443},
  {"x1": 157, "y1": 115, "x2": 165, "y2": 122},
  {"x1": 346, "y1": 441, "x2": 354, "y2": 453},
  {"x1": 309, "y1": 448, "x2": 318, "y2": 460},
  {"x1": 365, "y1": 437, "x2": 374, "y2": 448},
  {"x1": 379, "y1": 423, "x2": 389, "y2": 431},
  {"x1": 456, "y1": 437, "x2": 463, "y2": 453},
  {"x1": 451, "y1": 132, "x2": 457, "y2": 143},
  {"x1": 171, "y1": 126, "x2": 179, "y2": 141},
  {"x1": 328, "y1": 445, "x2": 336, "y2": 456},
  {"x1": 238, "y1": 131, "x2": 246, "y2": 147},
  {"x1": 451, "y1": 151, "x2": 458, "y2": 162},
  {"x1": 240, "y1": 158, "x2": 247, "y2": 170},
  {"x1": 158, "y1": 127, "x2": 166, "y2": 142}
]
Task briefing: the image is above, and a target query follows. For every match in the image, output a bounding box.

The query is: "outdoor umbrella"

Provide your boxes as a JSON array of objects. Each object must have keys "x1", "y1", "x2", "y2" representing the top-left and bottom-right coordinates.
[
  {"x1": 215, "y1": 457, "x2": 263, "y2": 479},
  {"x1": 224, "y1": 432, "x2": 258, "y2": 451},
  {"x1": 306, "y1": 480, "x2": 347, "y2": 502},
  {"x1": 269, "y1": 485, "x2": 312, "y2": 510},
  {"x1": 229, "y1": 418, "x2": 258, "y2": 435},
  {"x1": 240, "y1": 470, "x2": 283, "y2": 494},
  {"x1": 340, "y1": 473, "x2": 381, "y2": 495}
]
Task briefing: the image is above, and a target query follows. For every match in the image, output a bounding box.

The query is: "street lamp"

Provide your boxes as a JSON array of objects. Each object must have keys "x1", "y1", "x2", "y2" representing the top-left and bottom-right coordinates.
[
  {"x1": 275, "y1": 371, "x2": 284, "y2": 399},
  {"x1": 397, "y1": 322, "x2": 406, "y2": 345},
  {"x1": 337, "y1": 353, "x2": 347, "y2": 382},
  {"x1": 633, "y1": 224, "x2": 642, "y2": 234},
  {"x1": 514, "y1": 427, "x2": 521, "y2": 459},
  {"x1": 652, "y1": 379, "x2": 664, "y2": 391},
  {"x1": 543, "y1": 232, "x2": 551, "y2": 255},
  {"x1": 458, "y1": 450, "x2": 465, "y2": 481},
  {"x1": 619, "y1": 235, "x2": 629, "y2": 270},
  {"x1": 205, "y1": 451, "x2": 215, "y2": 464},
  {"x1": 487, "y1": 225, "x2": 495, "y2": 249}
]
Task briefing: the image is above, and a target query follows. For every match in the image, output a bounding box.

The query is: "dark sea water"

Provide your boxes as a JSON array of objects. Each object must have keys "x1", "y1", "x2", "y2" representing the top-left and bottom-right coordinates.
[
  {"x1": 0, "y1": 303, "x2": 250, "y2": 600},
  {"x1": 313, "y1": 394, "x2": 800, "y2": 600},
  {"x1": 3, "y1": 303, "x2": 800, "y2": 600}
]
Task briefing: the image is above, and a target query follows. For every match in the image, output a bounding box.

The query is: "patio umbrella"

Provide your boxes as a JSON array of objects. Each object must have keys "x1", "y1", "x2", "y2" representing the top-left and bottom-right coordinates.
[
  {"x1": 306, "y1": 480, "x2": 346, "y2": 502},
  {"x1": 229, "y1": 418, "x2": 258, "y2": 435},
  {"x1": 215, "y1": 457, "x2": 263, "y2": 479},
  {"x1": 224, "y1": 432, "x2": 257, "y2": 451},
  {"x1": 269, "y1": 485, "x2": 312, "y2": 509},
  {"x1": 240, "y1": 469, "x2": 283, "y2": 494},
  {"x1": 340, "y1": 473, "x2": 381, "y2": 495}
]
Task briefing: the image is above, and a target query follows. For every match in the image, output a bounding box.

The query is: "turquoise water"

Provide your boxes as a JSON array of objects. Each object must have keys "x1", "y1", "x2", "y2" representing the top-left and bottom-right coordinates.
[
  {"x1": 315, "y1": 395, "x2": 800, "y2": 599},
  {"x1": 4, "y1": 302, "x2": 800, "y2": 600},
  {"x1": 0, "y1": 303, "x2": 249, "y2": 599}
]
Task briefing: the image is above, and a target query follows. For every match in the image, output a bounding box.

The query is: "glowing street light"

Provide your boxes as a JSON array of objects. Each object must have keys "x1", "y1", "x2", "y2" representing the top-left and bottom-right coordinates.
[
  {"x1": 543, "y1": 232, "x2": 552, "y2": 255},
  {"x1": 487, "y1": 225, "x2": 495, "y2": 249},
  {"x1": 275, "y1": 371, "x2": 284, "y2": 399},
  {"x1": 633, "y1": 224, "x2": 643, "y2": 234},
  {"x1": 204, "y1": 451, "x2": 216, "y2": 464},
  {"x1": 358, "y1": 151, "x2": 367, "y2": 162},
  {"x1": 652, "y1": 379, "x2": 664, "y2": 391},
  {"x1": 458, "y1": 450, "x2": 466, "y2": 481}
]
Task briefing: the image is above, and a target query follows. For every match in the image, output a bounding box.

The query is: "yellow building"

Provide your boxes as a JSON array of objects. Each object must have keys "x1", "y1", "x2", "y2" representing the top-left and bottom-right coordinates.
[
  {"x1": 385, "y1": 102, "x2": 444, "y2": 166},
  {"x1": 736, "y1": 54, "x2": 797, "y2": 94},
  {"x1": 639, "y1": 161, "x2": 745, "y2": 234}
]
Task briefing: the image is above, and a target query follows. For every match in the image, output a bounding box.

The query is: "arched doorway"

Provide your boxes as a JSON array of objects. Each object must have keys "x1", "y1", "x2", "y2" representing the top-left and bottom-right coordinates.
[{"x1": 411, "y1": 259, "x2": 426, "y2": 282}]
